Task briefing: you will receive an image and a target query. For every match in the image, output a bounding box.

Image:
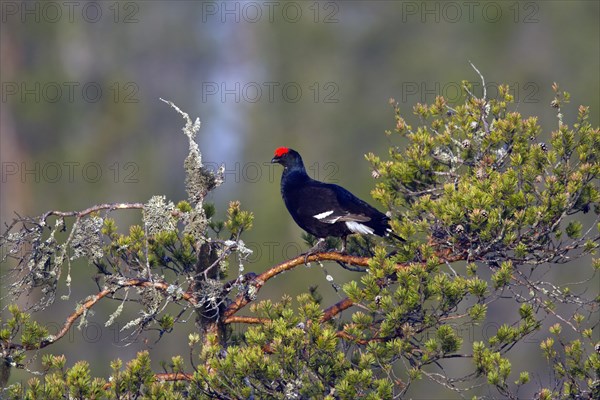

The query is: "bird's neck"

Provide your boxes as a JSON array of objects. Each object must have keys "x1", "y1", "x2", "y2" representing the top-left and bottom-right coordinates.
[{"x1": 281, "y1": 163, "x2": 310, "y2": 187}]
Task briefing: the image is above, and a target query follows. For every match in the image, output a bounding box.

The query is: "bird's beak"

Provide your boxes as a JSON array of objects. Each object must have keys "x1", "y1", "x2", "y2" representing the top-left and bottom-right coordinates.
[{"x1": 271, "y1": 156, "x2": 280, "y2": 164}]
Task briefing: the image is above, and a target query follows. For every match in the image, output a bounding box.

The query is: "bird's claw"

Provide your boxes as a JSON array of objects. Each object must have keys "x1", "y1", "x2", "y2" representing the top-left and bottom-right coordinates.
[{"x1": 303, "y1": 238, "x2": 327, "y2": 264}]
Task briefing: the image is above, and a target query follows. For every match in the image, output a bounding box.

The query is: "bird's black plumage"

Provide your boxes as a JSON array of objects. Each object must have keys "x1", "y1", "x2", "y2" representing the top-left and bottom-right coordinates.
[{"x1": 271, "y1": 147, "x2": 397, "y2": 245}]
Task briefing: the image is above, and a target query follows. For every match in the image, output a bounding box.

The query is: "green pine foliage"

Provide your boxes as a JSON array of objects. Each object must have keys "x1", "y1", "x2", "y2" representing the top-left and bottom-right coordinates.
[{"x1": 1, "y1": 82, "x2": 598, "y2": 398}]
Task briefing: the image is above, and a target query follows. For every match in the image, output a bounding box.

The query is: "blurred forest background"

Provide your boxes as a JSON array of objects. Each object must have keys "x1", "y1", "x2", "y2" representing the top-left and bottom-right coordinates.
[{"x1": 1, "y1": 1, "x2": 598, "y2": 398}]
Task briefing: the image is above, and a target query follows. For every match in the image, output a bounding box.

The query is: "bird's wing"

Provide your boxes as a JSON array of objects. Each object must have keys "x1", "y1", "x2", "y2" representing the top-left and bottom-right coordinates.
[
  {"x1": 288, "y1": 181, "x2": 388, "y2": 236},
  {"x1": 332, "y1": 183, "x2": 382, "y2": 219},
  {"x1": 300, "y1": 182, "x2": 376, "y2": 223}
]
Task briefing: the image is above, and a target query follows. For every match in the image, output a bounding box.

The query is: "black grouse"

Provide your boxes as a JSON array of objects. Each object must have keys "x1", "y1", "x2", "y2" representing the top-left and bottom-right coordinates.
[{"x1": 271, "y1": 147, "x2": 400, "y2": 251}]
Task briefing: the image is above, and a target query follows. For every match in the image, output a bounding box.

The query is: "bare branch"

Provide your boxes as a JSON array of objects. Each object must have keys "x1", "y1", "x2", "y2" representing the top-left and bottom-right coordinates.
[
  {"x1": 6, "y1": 278, "x2": 197, "y2": 351},
  {"x1": 39, "y1": 202, "x2": 145, "y2": 220},
  {"x1": 321, "y1": 297, "x2": 355, "y2": 323}
]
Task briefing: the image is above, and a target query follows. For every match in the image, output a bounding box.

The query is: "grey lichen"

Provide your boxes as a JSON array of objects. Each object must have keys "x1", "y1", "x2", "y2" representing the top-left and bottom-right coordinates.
[
  {"x1": 183, "y1": 209, "x2": 208, "y2": 245},
  {"x1": 70, "y1": 216, "x2": 104, "y2": 262},
  {"x1": 196, "y1": 278, "x2": 226, "y2": 319},
  {"x1": 141, "y1": 285, "x2": 163, "y2": 312},
  {"x1": 166, "y1": 284, "x2": 185, "y2": 300},
  {"x1": 105, "y1": 298, "x2": 126, "y2": 327},
  {"x1": 224, "y1": 239, "x2": 253, "y2": 276},
  {"x1": 160, "y1": 98, "x2": 223, "y2": 203},
  {"x1": 6, "y1": 220, "x2": 64, "y2": 310},
  {"x1": 160, "y1": 99, "x2": 224, "y2": 244},
  {"x1": 121, "y1": 316, "x2": 144, "y2": 332},
  {"x1": 143, "y1": 196, "x2": 176, "y2": 236}
]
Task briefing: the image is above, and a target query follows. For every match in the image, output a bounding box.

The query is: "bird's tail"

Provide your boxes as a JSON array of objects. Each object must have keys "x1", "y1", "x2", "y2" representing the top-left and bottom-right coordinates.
[
  {"x1": 383, "y1": 216, "x2": 405, "y2": 242},
  {"x1": 386, "y1": 230, "x2": 405, "y2": 242}
]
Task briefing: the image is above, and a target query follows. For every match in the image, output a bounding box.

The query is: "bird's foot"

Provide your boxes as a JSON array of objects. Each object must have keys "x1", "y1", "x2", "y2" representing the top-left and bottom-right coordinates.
[
  {"x1": 303, "y1": 238, "x2": 327, "y2": 264},
  {"x1": 340, "y1": 236, "x2": 348, "y2": 254}
]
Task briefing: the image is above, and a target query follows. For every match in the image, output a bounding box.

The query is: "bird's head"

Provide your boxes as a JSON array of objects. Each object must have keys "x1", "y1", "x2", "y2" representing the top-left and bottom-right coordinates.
[{"x1": 271, "y1": 147, "x2": 304, "y2": 170}]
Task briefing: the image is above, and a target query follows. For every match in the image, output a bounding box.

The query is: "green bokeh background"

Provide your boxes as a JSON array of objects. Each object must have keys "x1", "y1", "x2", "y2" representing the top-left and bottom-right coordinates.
[{"x1": 1, "y1": 1, "x2": 598, "y2": 397}]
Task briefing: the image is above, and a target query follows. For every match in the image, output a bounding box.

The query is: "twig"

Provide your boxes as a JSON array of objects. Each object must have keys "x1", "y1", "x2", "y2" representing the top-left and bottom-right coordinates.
[
  {"x1": 101, "y1": 372, "x2": 194, "y2": 390},
  {"x1": 468, "y1": 60, "x2": 486, "y2": 100},
  {"x1": 223, "y1": 316, "x2": 270, "y2": 325},
  {"x1": 7, "y1": 278, "x2": 196, "y2": 351},
  {"x1": 40, "y1": 202, "x2": 145, "y2": 220},
  {"x1": 154, "y1": 372, "x2": 194, "y2": 382}
]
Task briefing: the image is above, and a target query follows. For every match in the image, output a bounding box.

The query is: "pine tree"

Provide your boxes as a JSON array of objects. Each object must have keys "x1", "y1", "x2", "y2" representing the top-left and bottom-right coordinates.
[{"x1": 1, "y1": 81, "x2": 599, "y2": 399}]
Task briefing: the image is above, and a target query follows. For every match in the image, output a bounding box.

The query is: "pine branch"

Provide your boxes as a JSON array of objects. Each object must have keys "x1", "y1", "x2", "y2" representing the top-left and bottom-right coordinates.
[
  {"x1": 223, "y1": 251, "x2": 372, "y2": 321},
  {"x1": 101, "y1": 372, "x2": 194, "y2": 390},
  {"x1": 224, "y1": 248, "x2": 466, "y2": 323}
]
